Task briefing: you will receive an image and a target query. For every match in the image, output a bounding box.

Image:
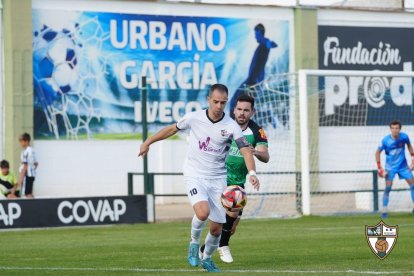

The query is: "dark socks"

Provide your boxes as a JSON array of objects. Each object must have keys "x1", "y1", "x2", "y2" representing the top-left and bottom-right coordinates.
[{"x1": 219, "y1": 214, "x2": 237, "y2": 247}]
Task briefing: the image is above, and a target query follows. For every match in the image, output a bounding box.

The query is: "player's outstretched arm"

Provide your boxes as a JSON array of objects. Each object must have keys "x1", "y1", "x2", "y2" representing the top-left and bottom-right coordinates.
[
  {"x1": 139, "y1": 124, "x2": 180, "y2": 157},
  {"x1": 265, "y1": 39, "x2": 277, "y2": 49},
  {"x1": 375, "y1": 149, "x2": 385, "y2": 178},
  {"x1": 407, "y1": 143, "x2": 414, "y2": 169},
  {"x1": 240, "y1": 147, "x2": 260, "y2": 191}
]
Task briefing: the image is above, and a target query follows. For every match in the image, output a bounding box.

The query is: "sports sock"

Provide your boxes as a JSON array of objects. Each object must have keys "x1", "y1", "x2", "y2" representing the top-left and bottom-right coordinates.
[
  {"x1": 203, "y1": 232, "x2": 220, "y2": 260},
  {"x1": 383, "y1": 185, "x2": 392, "y2": 209},
  {"x1": 410, "y1": 184, "x2": 414, "y2": 203},
  {"x1": 219, "y1": 214, "x2": 236, "y2": 247},
  {"x1": 191, "y1": 215, "x2": 206, "y2": 244}
]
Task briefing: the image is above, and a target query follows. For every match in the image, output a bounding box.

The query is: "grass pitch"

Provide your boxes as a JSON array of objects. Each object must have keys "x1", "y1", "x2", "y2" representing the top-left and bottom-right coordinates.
[{"x1": 0, "y1": 213, "x2": 413, "y2": 275}]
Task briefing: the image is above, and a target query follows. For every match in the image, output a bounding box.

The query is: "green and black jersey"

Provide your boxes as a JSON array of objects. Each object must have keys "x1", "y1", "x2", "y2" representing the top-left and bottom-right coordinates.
[{"x1": 226, "y1": 120, "x2": 268, "y2": 187}]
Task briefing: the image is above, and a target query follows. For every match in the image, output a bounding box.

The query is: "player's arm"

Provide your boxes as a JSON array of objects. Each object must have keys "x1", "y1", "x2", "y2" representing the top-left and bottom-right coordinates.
[
  {"x1": 375, "y1": 149, "x2": 386, "y2": 178},
  {"x1": 252, "y1": 127, "x2": 269, "y2": 163},
  {"x1": 239, "y1": 147, "x2": 259, "y2": 191},
  {"x1": 17, "y1": 164, "x2": 27, "y2": 190},
  {"x1": 252, "y1": 144, "x2": 269, "y2": 163},
  {"x1": 139, "y1": 124, "x2": 180, "y2": 157},
  {"x1": 406, "y1": 141, "x2": 414, "y2": 169},
  {"x1": 237, "y1": 137, "x2": 260, "y2": 191},
  {"x1": 11, "y1": 175, "x2": 17, "y2": 194},
  {"x1": 265, "y1": 39, "x2": 278, "y2": 49},
  {"x1": 10, "y1": 182, "x2": 16, "y2": 194},
  {"x1": 33, "y1": 154, "x2": 39, "y2": 169}
]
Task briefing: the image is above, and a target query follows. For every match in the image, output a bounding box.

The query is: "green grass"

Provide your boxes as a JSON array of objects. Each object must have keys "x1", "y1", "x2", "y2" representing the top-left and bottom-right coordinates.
[{"x1": 1, "y1": 214, "x2": 413, "y2": 275}]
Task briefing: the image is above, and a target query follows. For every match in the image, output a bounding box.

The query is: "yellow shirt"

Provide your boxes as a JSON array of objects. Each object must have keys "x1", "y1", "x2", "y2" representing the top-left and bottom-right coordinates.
[{"x1": 0, "y1": 171, "x2": 17, "y2": 186}]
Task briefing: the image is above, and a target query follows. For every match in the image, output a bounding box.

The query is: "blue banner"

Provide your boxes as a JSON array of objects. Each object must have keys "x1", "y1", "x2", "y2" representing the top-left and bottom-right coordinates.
[{"x1": 33, "y1": 9, "x2": 290, "y2": 139}]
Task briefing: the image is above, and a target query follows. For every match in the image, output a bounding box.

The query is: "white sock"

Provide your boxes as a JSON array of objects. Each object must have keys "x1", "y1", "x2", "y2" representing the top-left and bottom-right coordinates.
[
  {"x1": 191, "y1": 215, "x2": 206, "y2": 244},
  {"x1": 203, "y1": 232, "x2": 220, "y2": 259}
]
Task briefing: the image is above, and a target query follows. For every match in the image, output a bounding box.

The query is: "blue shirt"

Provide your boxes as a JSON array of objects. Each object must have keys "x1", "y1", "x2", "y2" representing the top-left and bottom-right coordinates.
[{"x1": 378, "y1": 132, "x2": 411, "y2": 171}]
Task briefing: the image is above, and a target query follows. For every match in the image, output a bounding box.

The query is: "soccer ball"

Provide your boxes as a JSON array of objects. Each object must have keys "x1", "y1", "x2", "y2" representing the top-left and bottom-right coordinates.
[
  {"x1": 221, "y1": 185, "x2": 247, "y2": 212},
  {"x1": 33, "y1": 25, "x2": 79, "y2": 105}
]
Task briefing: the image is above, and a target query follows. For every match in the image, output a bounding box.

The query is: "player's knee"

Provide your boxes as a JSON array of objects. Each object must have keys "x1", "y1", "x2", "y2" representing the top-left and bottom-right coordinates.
[
  {"x1": 210, "y1": 227, "x2": 222, "y2": 237},
  {"x1": 193, "y1": 202, "x2": 210, "y2": 221},
  {"x1": 195, "y1": 213, "x2": 209, "y2": 221}
]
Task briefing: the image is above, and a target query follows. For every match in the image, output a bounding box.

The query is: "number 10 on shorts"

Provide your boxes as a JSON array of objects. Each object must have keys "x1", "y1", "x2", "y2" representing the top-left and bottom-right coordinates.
[{"x1": 189, "y1": 188, "x2": 198, "y2": 196}]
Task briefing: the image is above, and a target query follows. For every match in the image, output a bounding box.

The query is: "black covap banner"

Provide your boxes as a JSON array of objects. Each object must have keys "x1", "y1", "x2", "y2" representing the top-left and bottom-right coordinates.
[
  {"x1": 318, "y1": 25, "x2": 414, "y2": 126},
  {"x1": 0, "y1": 196, "x2": 149, "y2": 229}
]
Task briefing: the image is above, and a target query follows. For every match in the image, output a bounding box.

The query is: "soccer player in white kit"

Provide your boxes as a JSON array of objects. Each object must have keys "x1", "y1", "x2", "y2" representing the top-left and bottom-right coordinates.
[{"x1": 139, "y1": 84, "x2": 260, "y2": 272}]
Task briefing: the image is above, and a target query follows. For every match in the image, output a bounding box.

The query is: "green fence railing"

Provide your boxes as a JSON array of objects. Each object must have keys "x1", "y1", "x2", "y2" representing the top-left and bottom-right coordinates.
[{"x1": 126, "y1": 170, "x2": 411, "y2": 216}]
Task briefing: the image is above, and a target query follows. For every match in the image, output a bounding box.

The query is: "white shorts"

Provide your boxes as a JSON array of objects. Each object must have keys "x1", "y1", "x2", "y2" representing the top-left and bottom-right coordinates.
[{"x1": 185, "y1": 177, "x2": 227, "y2": 224}]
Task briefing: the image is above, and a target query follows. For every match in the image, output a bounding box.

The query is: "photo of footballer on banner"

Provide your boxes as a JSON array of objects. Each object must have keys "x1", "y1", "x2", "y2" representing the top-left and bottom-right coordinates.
[{"x1": 32, "y1": 10, "x2": 290, "y2": 140}]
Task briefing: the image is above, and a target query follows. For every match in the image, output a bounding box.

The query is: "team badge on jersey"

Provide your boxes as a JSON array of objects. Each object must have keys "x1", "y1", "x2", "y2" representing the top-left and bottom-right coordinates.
[
  {"x1": 365, "y1": 220, "x2": 398, "y2": 260},
  {"x1": 259, "y1": 128, "x2": 267, "y2": 139},
  {"x1": 221, "y1": 129, "x2": 228, "y2": 137}
]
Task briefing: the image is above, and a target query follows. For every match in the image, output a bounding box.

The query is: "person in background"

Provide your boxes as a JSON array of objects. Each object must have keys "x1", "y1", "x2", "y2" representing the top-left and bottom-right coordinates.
[
  {"x1": 17, "y1": 133, "x2": 38, "y2": 198},
  {"x1": 375, "y1": 120, "x2": 414, "y2": 218},
  {"x1": 0, "y1": 160, "x2": 18, "y2": 199}
]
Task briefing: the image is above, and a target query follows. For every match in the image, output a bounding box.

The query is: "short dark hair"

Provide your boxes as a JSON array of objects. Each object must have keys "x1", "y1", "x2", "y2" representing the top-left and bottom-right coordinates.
[
  {"x1": 19, "y1": 133, "x2": 31, "y2": 142},
  {"x1": 255, "y1": 24, "x2": 265, "y2": 35},
  {"x1": 389, "y1": 120, "x2": 402, "y2": 128},
  {"x1": 209, "y1": 84, "x2": 228, "y2": 96},
  {"x1": 0, "y1": 160, "x2": 9, "y2": 169},
  {"x1": 236, "y1": 94, "x2": 255, "y2": 109}
]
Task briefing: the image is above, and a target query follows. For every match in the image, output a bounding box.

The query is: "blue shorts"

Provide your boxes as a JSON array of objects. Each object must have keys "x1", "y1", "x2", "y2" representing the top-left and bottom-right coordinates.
[{"x1": 386, "y1": 167, "x2": 414, "y2": 181}]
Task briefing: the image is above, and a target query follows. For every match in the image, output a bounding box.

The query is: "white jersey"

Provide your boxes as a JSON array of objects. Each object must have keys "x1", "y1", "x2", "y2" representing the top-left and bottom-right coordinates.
[
  {"x1": 19, "y1": 146, "x2": 38, "y2": 177},
  {"x1": 176, "y1": 109, "x2": 248, "y2": 178}
]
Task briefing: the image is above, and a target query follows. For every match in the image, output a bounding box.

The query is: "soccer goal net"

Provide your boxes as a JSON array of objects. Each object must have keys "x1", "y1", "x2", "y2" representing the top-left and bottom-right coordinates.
[
  {"x1": 242, "y1": 70, "x2": 414, "y2": 218},
  {"x1": 243, "y1": 73, "x2": 300, "y2": 218}
]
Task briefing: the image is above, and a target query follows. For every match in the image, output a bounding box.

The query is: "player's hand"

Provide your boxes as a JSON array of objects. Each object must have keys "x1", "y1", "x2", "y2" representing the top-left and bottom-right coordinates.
[
  {"x1": 139, "y1": 143, "x2": 149, "y2": 157},
  {"x1": 249, "y1": 175, "x2": 260, "y2": 191},
  {"x1": 378, "y1": 167, "x2": 386, "y2": 178}
]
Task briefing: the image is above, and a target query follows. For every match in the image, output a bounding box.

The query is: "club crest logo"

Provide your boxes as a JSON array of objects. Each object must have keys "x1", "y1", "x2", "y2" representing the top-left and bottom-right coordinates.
[
  {"x1": 221, "y1": 129, "x2": 228, "y2": 137},
  {"x1": 259, "y1": 128, "x2": 267, "y2": 139},
  {"x1": 365, "y1": 220, "x2": 398, "y2": 260}
]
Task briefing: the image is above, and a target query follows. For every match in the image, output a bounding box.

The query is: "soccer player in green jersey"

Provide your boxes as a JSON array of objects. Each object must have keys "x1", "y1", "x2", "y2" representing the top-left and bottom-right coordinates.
[{"x1": 200, "y1": 94, "x2": 269, "y2": 263}]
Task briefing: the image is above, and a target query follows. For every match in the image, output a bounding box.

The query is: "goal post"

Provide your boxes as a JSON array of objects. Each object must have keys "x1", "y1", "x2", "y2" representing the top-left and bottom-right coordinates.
[
  {"x1": 298, "y1": 69, "x2": 414, "y2": 216},
  {"x1": 298, "y1": 70, "x2": 311, "y2": 215}
]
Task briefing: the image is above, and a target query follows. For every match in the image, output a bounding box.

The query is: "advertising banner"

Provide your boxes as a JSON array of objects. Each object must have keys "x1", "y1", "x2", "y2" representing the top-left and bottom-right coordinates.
[
  {"x1": 0, "y1": 195, "x2": 150, "y2": 229},
  {"x1": 33, "y1": 9, "x2": 290, "y2": 139},
  {"x1": 318, "y1": 25, "x2": 414, "y2": 126}
]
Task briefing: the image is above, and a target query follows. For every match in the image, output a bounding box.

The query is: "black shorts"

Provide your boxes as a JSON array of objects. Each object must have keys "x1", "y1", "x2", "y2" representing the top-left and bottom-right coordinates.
[{"x1": 24, "y1": 176, "x2": 35, "y2": 195}]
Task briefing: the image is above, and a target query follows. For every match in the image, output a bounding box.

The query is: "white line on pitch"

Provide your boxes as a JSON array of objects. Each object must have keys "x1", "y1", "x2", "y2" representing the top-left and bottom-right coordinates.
[{"x1": 0, "y1": 267, "x2": 413, "y2": 274}]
